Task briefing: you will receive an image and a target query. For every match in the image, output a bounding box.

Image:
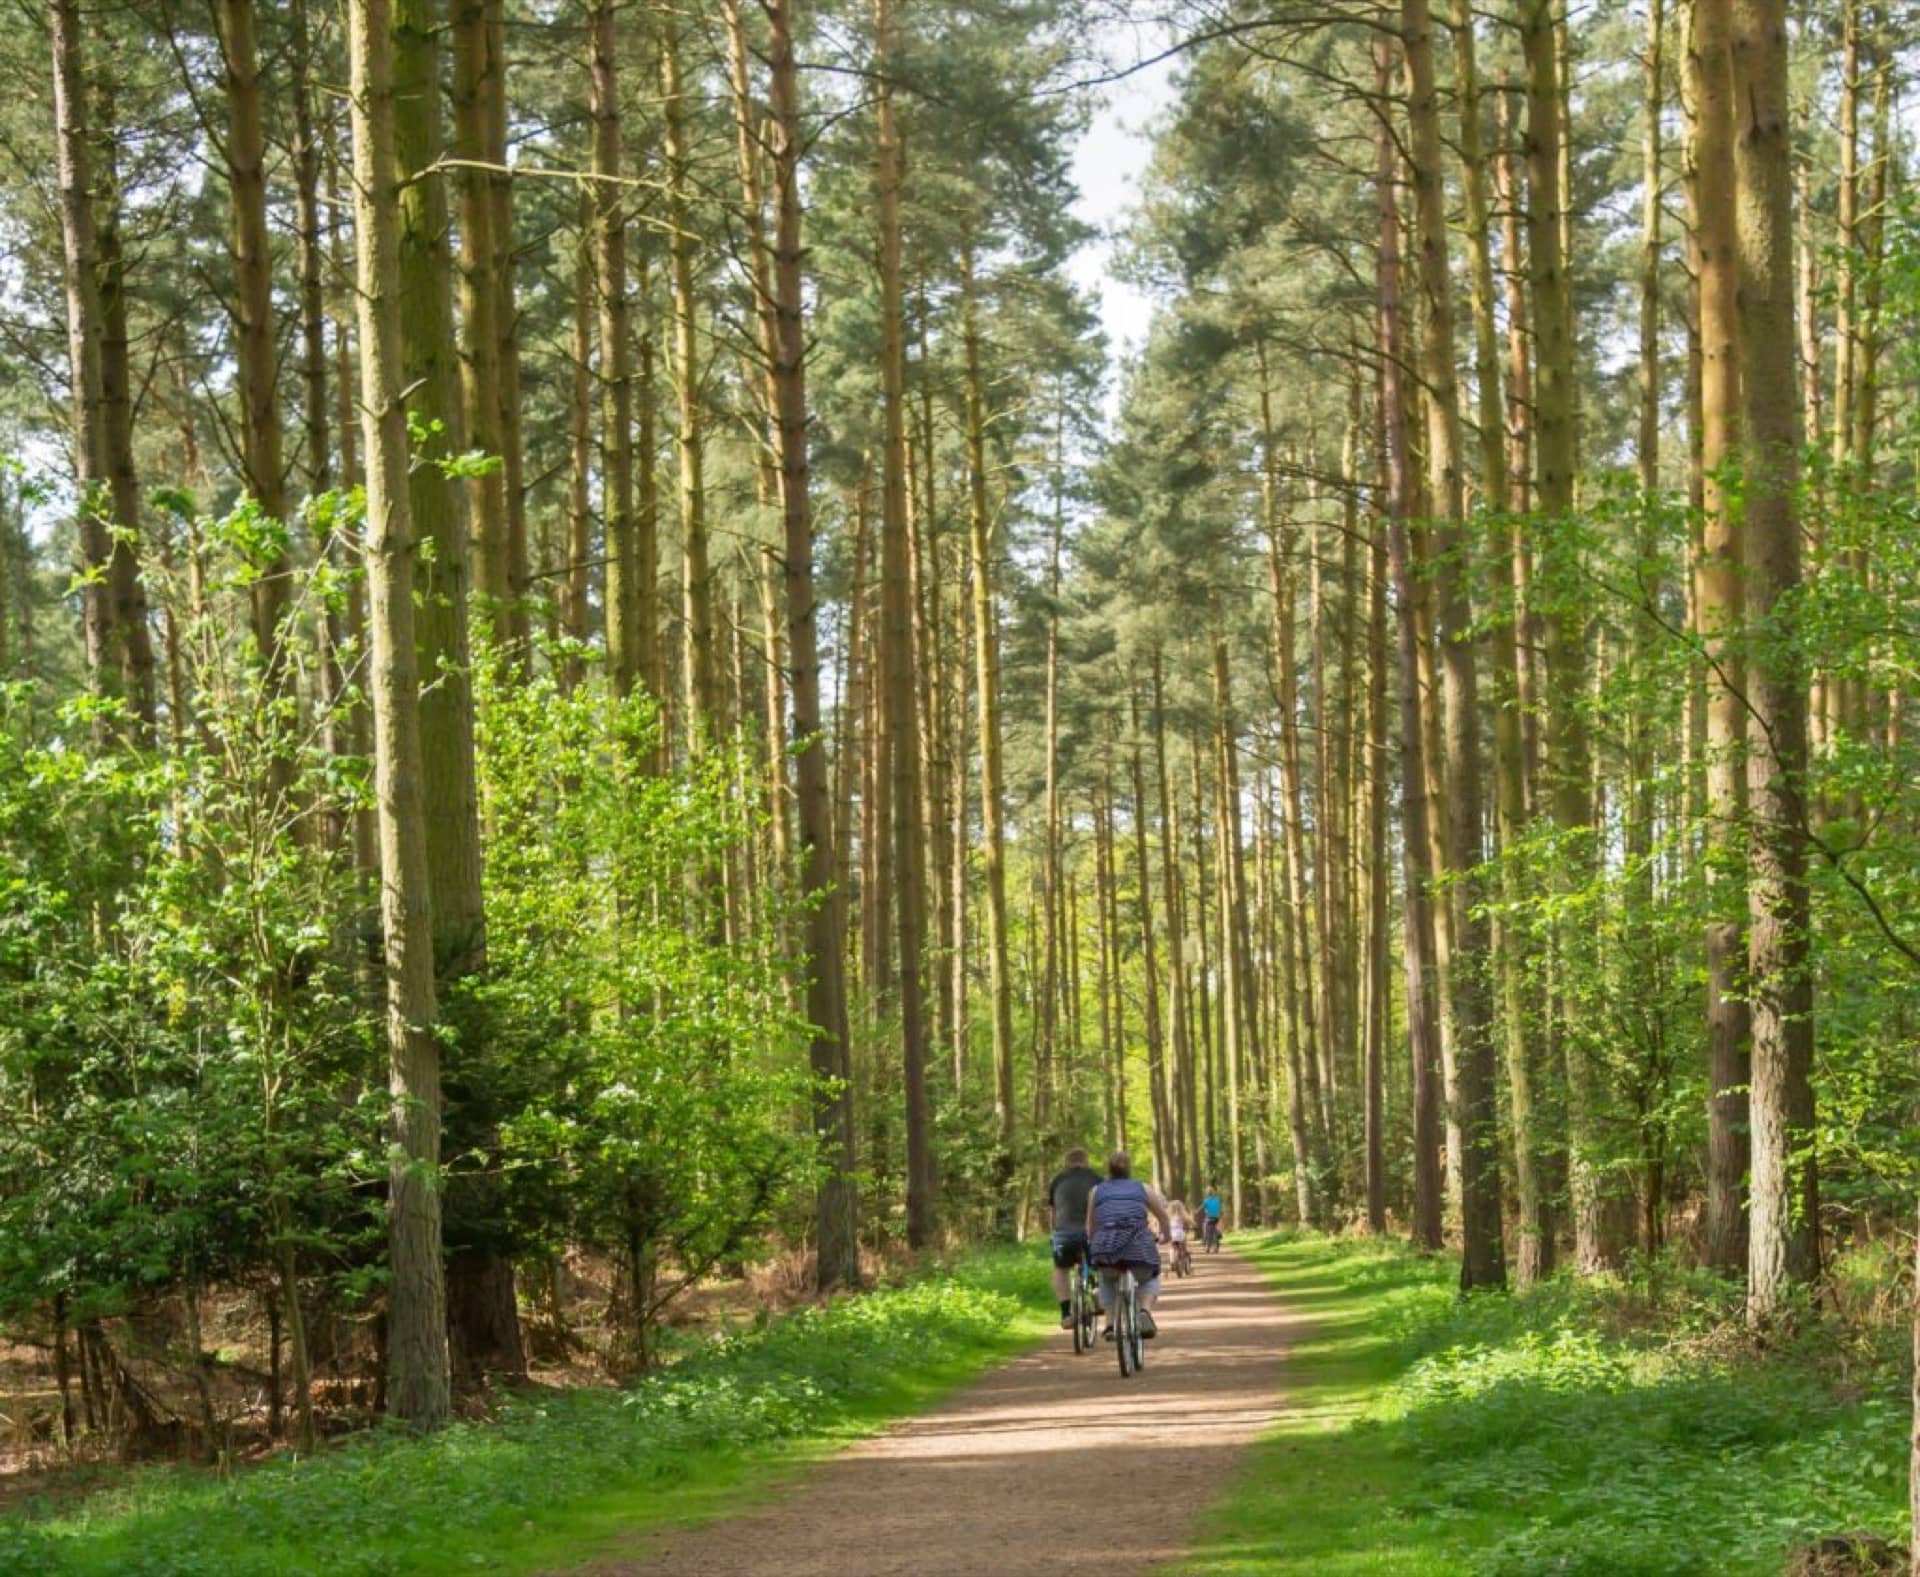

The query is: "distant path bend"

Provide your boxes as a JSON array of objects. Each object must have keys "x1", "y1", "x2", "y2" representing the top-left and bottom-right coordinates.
[{"x1": 576, "y1": 1244, "x2": 1299, "y2": 1577}]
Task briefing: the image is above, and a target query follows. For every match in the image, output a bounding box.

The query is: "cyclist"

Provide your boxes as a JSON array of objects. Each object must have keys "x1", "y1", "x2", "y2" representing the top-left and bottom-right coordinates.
[
  {"x1": 1167, "y1": 1198, "x2": 1193, "y2": 1275},
  {"x1": 1085, "y1": 1151, "x2": 1173, "y2": 1339},
  {"x1": 1201, "y1": 1183, "x2": 1225, "y2": 1250},
  {"x1": 1047, "y1": 1146, "x2": 1103, "y2": 1329}
]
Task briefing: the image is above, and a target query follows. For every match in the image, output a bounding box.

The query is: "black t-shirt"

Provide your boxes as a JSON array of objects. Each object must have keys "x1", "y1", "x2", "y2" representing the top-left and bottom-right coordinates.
[{"x1": 1048, "y1": 1166, "x2": 1103, "y2": 1233}]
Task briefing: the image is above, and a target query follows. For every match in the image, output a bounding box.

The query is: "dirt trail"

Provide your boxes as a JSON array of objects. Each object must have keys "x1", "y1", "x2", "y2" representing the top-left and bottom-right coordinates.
[{"x1": 574, "y1": 1245, "x2": 1298, "y2": 1577}]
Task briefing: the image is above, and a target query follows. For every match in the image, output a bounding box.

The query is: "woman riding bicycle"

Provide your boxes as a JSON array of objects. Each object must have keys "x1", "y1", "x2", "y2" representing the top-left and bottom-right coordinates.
[{"x1": 1085, "y1": 1150, "x2": 1172, "y2": 1340}]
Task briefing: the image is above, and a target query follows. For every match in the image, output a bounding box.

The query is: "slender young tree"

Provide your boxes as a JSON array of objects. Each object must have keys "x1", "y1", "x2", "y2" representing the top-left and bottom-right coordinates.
[
  {"x1": 875, "y1": 0, "x2": 935, "y2": 1247},
  {"x1": 962, "y1": 249, "x2": 1017, "y2": 1221},
  {"x1": 1376, "y1": 41, "x2": 1443, "y2": 1251},
  {"x1": 50, "y1": 0, "x2": 154, "y2": 730}
]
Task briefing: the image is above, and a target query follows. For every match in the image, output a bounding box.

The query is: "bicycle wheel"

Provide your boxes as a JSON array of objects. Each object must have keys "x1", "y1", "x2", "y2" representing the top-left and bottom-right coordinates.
[
  {"x1": 1078, "y1": 1267, "x2": 1098, "y2": 1352},
  {"x1": 1070, "y1": 1266, "x2": 1088, "y2": 1354},
  {"x1": 1117, "y1": 1272, "x2": 1140, "y2": 1378}
]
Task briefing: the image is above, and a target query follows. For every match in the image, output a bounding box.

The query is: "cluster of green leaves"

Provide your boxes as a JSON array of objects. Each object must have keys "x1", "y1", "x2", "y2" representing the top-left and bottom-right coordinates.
[{"x1": 0, "y1": 1246, "x2": 1048, "y2": 1576}]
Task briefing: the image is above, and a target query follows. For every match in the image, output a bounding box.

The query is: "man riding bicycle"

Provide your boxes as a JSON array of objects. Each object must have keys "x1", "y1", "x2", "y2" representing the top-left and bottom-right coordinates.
[
  {"x1": 1047, "y1": 1146, "x2": 1103, "y2": 1329},
  {"x1": 1201, "y1": 1183, "x2": 1224, "y2": 1250},
  {"x1": 1085, "y1": 1150, "x2": 1173, "y2": 1340}
]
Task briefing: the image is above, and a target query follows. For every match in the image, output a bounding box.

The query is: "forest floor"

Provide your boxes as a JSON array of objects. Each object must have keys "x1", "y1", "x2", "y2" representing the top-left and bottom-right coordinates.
[
  {"x1": 5, "y1": 1234, "x2": 1905, "y2": 1575},
  {"x1": 565, "y1": 1245, "x2": 1297, "y2": 1577},
  {"x1": 1179, "y1": 1234, "x2": 1909, "y2": 1577}
]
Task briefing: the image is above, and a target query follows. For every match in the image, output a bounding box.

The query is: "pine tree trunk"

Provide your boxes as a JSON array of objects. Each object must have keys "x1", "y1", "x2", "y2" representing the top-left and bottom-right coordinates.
[
  {"x1": 590, "y1": 0, "x2": 641, "y2": 701},
  {"x1": 452, "y1": 0, "x2": 509, "y2": 643},
  {"x1": 395, "y1": 0, "x2": 518, "y2": 1383},
  {"x1": 875, "y1": 0, "x2": 935, "y2": 1248},
  {"x1": 1831, "y1": 0, "x2": 1859, "y2": 478},
  {"x1": 1377, "y1": 41, "x2": 1443, "y2": 1251},
  {"x1": 1037, "y1": 419, "x2": 1066, "y2": 1146},
  {"x1": 1495, "y1": 78, "x2": 1533, "y2": 518},
  {"x1": 347, "y1": 0, "x2": 450, "y2": 1429},
  {"x1": 564, "y1": 191, "x2": 593, "y2": 689},
  {"x1": 1404, "y1": 0, "x2": 1505, "y2": 1289},
  {"x1": 1638, "y1": 0, "x2": 1664, "y2": 495},
  {"x1": 1688, "y1": 0, "x2": 1752, "y2": 1277},
  {"x1": 1212, "y1": 637, "x2": 1253, "y2": 1229},
  {"x1": 1524, "y1": 0, "x2": 1606, "y2": 1273},
  {"x1": 1728, "y1": 0, "x2": 1818, "y2": 1324},
  {"x1": 217, "y1": 0, "x2": 291, "y2": 666},
  {"x1": 1447, "y1": 0, "x2": 1506, "y2": 507},
  {"x1": 662, "y1": 11, "x2": 716, "y2": 740},
  {"x1": 1257, "y1": 352, "x2": 1326, "y2": 1180},
  {"x1": 1362, "y1": 427, "x2": 1390, "y2": 1235},
  {"x1": 1151, "y1": 652, "x2": 1196, "y2": 1203},
  {"x1": 92, "y1": 104, "x2": 156, "y2": 737},
  {"x1": 962, "y1": 251, "x2": 1017, "y2": 1222},
  {"x1": 484, "y1": 0, "x2": 528, "y2": 659},
  {"x1": 51, "y1": 0, "x2": 151, "y2": 730},
  {"x1": 1129, "y1": 693, "x2": 1175, "y2": 1182}
]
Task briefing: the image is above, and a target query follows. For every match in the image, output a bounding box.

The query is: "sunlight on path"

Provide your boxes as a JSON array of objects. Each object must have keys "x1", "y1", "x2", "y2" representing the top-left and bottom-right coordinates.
[{"x1": 566, "y1": 1248, "x2": 1304, "y2": 1577}]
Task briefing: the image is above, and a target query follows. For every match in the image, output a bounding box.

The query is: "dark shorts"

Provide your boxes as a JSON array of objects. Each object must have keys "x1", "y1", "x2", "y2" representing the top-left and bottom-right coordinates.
[{"x1": 1051, "y1": 1230, "x2": 1090, "y2": 1269}]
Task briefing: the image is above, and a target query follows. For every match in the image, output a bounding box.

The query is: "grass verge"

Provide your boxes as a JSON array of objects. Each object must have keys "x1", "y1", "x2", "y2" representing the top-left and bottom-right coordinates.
[
  {"x1": 0, "y1": 1246, "x2": 1052, "y2": 1577},
  {"x1": 1181, "y1": 1232, "x2": 1907, "y2": 1577}
]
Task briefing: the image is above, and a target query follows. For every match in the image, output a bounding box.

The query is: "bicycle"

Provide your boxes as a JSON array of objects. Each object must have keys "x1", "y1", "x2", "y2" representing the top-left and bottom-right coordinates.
[
  {"x1": 1202, "y1": 1215, "x2": 1222, "y2": 1254},
  {"x1": 1170, "y1": 1236, "x2": 1193, "y2": 1278},
  {"x1": 1109, "y1": 1267, "x2": 1145, "y2": 1377},
  {"x1": 1069, "y1": 1251, "x2": 1099, "y2": 1354}
]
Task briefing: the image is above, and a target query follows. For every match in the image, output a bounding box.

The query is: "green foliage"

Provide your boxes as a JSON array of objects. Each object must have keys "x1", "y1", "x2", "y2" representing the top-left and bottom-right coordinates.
[
  {"x1": 0, "y1": 1247, "x2": 1048, "y2": 1577},
  {"x1": 467, "y1": 651, "x2": 814, "y2": 1351},
  {"x1": 0, "y1": 518, "x2": 380, "y2": 1324},
  {"x1": 1203, "y1": 1234, "x2": 1908, "y2": 1577}
]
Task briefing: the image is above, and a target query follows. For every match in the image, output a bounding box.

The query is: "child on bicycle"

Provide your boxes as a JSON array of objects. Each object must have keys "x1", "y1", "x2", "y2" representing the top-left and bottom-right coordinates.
[{"x1": 1167, "y1": 1200, "x2": 1192, "y2": 1273}]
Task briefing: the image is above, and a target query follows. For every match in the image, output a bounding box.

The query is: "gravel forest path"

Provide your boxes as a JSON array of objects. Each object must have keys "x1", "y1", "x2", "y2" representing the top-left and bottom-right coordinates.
[{"x1": 572, "y1": 1244, "x2": 1300, "y2": 1577}]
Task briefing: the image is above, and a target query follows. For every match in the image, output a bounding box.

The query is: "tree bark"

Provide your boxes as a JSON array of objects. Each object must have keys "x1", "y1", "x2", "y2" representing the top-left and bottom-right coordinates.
[
  {"x1": 1637, "y1": 0, "x2": 1664, "y2": 495},
  {"x1": 1688, "y1": 0, "x2": 1752, "y2": 1278},
  {"x1": 662, "y1": 10, "x2": 716, "y2": 740},
  {"x1": 1524, "y1": 0, "x2": 1605, "y2": 1272},
  {"x1": 875, "y1": 0, "x2": 935, "y2": 1248},
  {"x1": 1377, "y1": 43, "x2": 1443, "y2": 1251},
  {"x1": 1129, "y1": 692, "x2": 1175, "y2": 1182},
  {"x1": 1728, "y1": 0, "x2": 1818, "y2": 1323},
  {"x1": 1404, "y1": 0, "x2": 1505, "y2": 1288},
  {"x1": 962, "y1": 251, "x2": 1017, "y2": 1221},
  {"x1": 762, "y1": 0, "x2": 858, "y2": 1287},
  {"x1": 217, "y1": 0, "x2": 291, "y2": 667},
  {"x1": 51, "y1": 0, "x2": 153, "y2": 730},
  {"x1": 452, "y1": 0, "x2": 510, "y2": 644},
  {"x1": 1447, "y1": 0, "x2": 1505, "y2": 507},
  {"x1": 590, "y1": 0, "x2": 642, "y2": 702},
  {"x1": 347, "y1": 0, "x2": 450, "y2": 1429}
]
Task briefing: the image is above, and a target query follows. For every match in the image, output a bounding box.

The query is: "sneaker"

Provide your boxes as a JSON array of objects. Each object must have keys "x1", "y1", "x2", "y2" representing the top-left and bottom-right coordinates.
[
  {"x1": 1060, "y1": 1313, "x2": 1074, "y2": 1330},
  {"x1": 1140, "y1": 1310, "x2": 1158, "y2": 1339},
  {"x1": 1103, "y1": 1325, "x2": 1116, "y2": 1341}
]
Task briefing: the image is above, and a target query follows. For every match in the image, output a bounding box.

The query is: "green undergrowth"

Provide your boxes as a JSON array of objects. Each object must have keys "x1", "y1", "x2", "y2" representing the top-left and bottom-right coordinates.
[
  {"x1": 0, "y1": 1245, "x2": 1052, "y2": 1577},
  {"x1": 1183, "y1": 1232, "x2": 1907, "y2": 1577}
]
